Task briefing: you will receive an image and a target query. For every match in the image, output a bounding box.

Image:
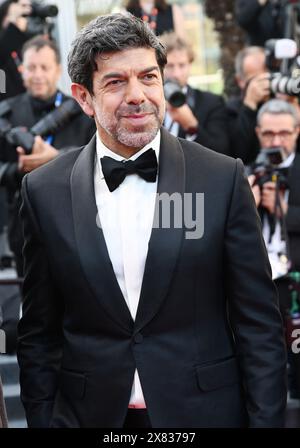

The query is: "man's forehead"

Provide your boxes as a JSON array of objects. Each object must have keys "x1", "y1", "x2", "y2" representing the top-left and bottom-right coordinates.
[
  {"x1": 24, "y1": 47, "x2": 56, "y2": 61},
  {"x1": 243, "y1": 53, "x2": 266, "y2": 78},
  {"x1": 260, "y1": 113, "x2": 296, "y2": 129},
  {"x1": 94, "y1": 47, "x2": 158, "y2": 73}
]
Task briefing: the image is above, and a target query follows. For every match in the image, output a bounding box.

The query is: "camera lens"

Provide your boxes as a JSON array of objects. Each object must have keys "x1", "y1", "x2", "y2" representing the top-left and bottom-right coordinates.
[{"x1": 163, "y1": 79, "x2": 186, "y2": 108}]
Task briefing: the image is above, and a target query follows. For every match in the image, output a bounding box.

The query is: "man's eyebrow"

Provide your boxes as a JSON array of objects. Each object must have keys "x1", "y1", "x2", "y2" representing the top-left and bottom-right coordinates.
[
  {"x1": 139, "y1": 66, "x2": 160, "y2": 75},
  {"x1": 101, "y1": 66, "x2": 160, "y2": 82},
  {"x1": 101, "y1": 72, "x2": 124, "y2": 81}
]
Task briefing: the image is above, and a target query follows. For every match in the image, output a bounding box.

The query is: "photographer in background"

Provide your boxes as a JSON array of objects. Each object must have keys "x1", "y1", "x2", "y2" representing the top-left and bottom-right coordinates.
[
  {"x1": 0, "y1": 36, "x2": 95, "y2": 276},
  {"x1": 160, "y1": 32, "x2": 230, "y2": 155},
  {"x1": 227, "y1": 46, "x2": 271, "y2": 163},
  {"x1": 249, "y1": 99, "x2": 300, "y2": 399},
  {"x1": 0, "y1": 0, "x2": 32, "y2": 99},
  {"x1": 235, "y1": 0, "x2": 284, "y2": 46}
]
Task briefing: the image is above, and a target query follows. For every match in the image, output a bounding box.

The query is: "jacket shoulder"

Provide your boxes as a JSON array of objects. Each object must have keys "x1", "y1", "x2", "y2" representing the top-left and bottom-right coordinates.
[
  {"x1": 179, "y1": 137, "x2": 238, "y2": 172},
  {"x1": 25, "y1": 146, "x2": 84, "y2": 191},
  {"x1": 0, "y1": 92, "x2": 28, "y2": 116}
]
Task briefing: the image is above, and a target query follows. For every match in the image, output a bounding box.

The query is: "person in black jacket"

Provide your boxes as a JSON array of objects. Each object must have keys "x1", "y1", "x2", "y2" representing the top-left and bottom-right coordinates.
[
  {"x1": 160, "y1": 32, "x2": 230, "y2": 155},
  {"x1": 125, "y1": 0, "x2": 185, "y2": 37},
  {"x1": 226, "y1": 46, "x2": 270, "y2": 163},
  {"x1": 0, "y1": 35, "x2": 95, "y2": 276},
  {"x1": 249, "y1": 98, "x2": 300, "y2": 398},
  {"x1": 235, "y1": 0, "x2": 284, "y2": 46}
]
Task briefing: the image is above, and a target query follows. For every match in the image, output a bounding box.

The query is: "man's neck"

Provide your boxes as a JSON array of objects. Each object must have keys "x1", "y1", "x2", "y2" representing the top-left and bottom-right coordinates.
[
  {"x1": 96, "y1": 134, "x2": 147, "y2": 159},
  {"x1": 30, "y1": 90, "x2": 58, "y2": 102}
]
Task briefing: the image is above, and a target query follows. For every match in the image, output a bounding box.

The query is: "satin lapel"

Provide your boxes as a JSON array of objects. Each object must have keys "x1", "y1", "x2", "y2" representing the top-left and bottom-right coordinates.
[
  {"x1": 134, "y1": 128, "x2": 185, "y2": 332},
  {"x1": 70, "y1": 136, "x2": 133, "y2": 332}
]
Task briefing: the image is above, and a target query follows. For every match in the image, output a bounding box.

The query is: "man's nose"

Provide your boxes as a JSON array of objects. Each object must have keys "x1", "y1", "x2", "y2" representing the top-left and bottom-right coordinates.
[
  {"x1": 272, "y1": 134, "x2": 282, "y2": 145},
  {"x1": 168, "y1": 66, "x2": 181, "y2": 81},
  {"x1": 124, "y1": 79, "x2": 145, "y2": 104},
  {"x1": 32, "y1": 67, "x2": 44, "y2": 77}
]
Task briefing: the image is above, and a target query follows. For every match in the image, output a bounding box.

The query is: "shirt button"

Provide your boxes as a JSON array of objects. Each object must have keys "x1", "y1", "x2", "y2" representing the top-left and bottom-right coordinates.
[{"x1": 134, "y1": 333, "x2": 143, "y2": 344}]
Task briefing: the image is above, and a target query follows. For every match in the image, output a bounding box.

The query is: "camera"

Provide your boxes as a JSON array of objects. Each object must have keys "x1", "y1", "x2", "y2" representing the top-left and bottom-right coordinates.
[
  {"x1": 24, "y1": 1, "x2": 58, "y2": 38},
  {"x1": 163, "y1": 79, "x2": 186, "y2": 108},
  {"x1": 249, "y1": 147, "x2": 289, "y2": 189},
  {"x1": 0, "y1": 99, "x2": 82, "y2": 154},
  {"x1": 30, "y1": 2, "x2": 58, "y2": 19},
  {"x1": 265, "y1": 38, "x2": 300, "y2": 96}
]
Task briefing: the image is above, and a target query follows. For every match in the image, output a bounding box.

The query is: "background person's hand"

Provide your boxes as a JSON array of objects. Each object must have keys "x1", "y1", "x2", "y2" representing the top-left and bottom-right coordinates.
[
  {"x1": 244, "y1": 73, "x2": 270, "y2": 111},
  {"x1": 261, "y1": 181, "x2": 288, "y2": 216},
  {"x1": 248, "y1": 174, "x2": 261, "y2": 207},
  {"x1": 3, "y1": 0, "x2": 31, "y2": 31},
  {"x1": 166, "y1": 103, "x2": 198, "y2": 133},
  {"x1": 17, "y1": 136, "x2": 58, "y2": 173}
]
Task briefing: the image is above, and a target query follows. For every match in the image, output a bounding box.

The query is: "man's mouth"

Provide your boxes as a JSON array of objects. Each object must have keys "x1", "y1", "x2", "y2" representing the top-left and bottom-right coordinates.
[{"x1": 122, "y1": 113, "x2": 152, "y2": 124}]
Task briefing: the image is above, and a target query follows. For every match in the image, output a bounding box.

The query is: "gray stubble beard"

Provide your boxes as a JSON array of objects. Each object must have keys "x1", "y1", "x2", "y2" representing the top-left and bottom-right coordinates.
[{"x1": 97, "y1": 102, "x2": 164, "y2": 149}]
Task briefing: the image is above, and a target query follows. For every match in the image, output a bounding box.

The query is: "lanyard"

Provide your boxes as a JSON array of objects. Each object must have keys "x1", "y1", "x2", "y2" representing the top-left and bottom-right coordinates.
[{"x1": 45, "y1": 91, "x2": 63, "y2": 145}]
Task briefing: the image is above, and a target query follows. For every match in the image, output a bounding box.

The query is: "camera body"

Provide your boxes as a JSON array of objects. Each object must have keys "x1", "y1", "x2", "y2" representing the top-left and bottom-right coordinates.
[
  {"x1": 0, "y1": 99, "x2": 82, "y2": 154},
  {"x1": 250, "y1": 147, "x2": 289, "y2": 189},
  {"x1": 24, "y1": 1, "x2": 58, "y2": 37},
  {"x1": 265, "y1": 37, "x2": 300, "y2": 96},
  {"x1": 163, "y1": 79, "x2": 186, "y2": 108},
  {"x1": 30, "y1": 2, "x2": 58, "y2": 19}
]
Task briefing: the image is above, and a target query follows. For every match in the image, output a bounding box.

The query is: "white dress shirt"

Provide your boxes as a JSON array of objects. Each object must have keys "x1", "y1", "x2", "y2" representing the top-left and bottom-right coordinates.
[{"x1": 94, "y1": 131, "x2": 160, "y2": 408}]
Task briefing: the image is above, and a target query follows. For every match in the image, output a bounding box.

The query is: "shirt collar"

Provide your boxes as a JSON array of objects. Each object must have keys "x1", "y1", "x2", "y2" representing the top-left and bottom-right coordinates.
[
  {"x1": 279, "y1": 151, "x2": 295, "y2": 168},
  {"x1": 96, "y1": 130, "x2": 161, "y2": 180}
]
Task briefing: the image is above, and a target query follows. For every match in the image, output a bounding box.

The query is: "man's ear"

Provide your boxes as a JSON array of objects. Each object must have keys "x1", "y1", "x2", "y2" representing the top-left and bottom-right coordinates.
[{"x1": 71, "y1": 83, "x2": 94, "y2": 117}]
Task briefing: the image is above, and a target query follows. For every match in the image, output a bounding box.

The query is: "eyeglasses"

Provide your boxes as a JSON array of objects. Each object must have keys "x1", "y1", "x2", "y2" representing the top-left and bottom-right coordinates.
[{"x1": 260, "y1": 130, "x2": 296, "y2": 142}]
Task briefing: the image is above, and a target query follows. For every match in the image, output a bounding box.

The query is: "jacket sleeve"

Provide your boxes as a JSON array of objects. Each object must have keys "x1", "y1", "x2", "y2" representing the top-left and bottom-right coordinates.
[
  {"x1": 0, "y1": 137, "x2": 24, "y2": 192},
  {"x1": 0, "y1": 24, "x2": 28, "y2": 66},
  {"x1": 235, "y1": 0, "x2": 265, "y2": 29},
  {"x1": 194, "y1": 95, "x2": 230, "y2": 156},
  {"x1": 224, "y1": 158, "x2": 287, "y2": 427},
  {"x1": 286, "y1": 205, "x2": 300, "y2": 233},
  {"x1": 226, "y1": 101, "x2": 259, "y2": 164},
  {"x1": 17, "y1": 174, "x2": 64, "y2": 428}
]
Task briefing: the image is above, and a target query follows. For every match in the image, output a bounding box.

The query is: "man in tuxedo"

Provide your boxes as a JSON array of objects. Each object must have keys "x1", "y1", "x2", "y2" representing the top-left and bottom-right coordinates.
[
  {"x1": 160, "y1": 32, "x2": 230, "y2": 155},
  {"x1": 226, "y1": 46, "x2": 270, "y2": 164},
  {"x1": 18, "y1": 13, "x2": 287, "y2": 428}
]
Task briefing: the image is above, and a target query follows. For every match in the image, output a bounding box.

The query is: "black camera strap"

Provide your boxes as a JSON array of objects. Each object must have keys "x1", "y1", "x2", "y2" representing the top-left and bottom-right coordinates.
[{"x1": 273, "y1": 171, "x2": 292, "y2": 269}]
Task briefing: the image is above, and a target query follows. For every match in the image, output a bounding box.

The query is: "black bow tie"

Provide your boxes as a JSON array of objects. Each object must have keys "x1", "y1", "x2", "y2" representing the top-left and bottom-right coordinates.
[{"x1": 100, "y1": 148, "x2": 158, "y2": 192}]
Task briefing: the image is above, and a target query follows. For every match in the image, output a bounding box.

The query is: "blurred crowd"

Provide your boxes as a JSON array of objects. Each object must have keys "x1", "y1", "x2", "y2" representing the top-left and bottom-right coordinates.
[{"x1": 0, "y1": 0, "x2": 299, "y2": 419}]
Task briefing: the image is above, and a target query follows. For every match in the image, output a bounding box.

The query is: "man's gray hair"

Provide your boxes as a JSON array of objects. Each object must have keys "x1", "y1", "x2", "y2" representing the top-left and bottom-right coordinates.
[
  {"x1": 67, "y1": 13, "x2": 167, "y2": 94},
  {"x1": 257, "y1": 99, "x2": 300, "y2": 127},
  {"x1": 235, "y1": 46, "x2": 265, "y2": 79}
]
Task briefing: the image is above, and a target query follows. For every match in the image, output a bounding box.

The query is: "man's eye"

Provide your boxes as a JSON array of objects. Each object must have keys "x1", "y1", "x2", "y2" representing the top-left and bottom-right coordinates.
[
  {"x1": 143, "y1": 74, "x2": 156, "y2": 80},
  {"x1": 108, "y1": 79, "x2": 123, "y2": 86}
]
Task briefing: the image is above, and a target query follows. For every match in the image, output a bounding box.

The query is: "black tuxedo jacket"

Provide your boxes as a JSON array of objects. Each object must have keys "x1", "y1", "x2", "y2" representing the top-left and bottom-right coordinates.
[
  {"x1": 18, "y1": 128, "x2": 286, "y2": 428},
  {"x1": 285, "y1": 153, "x2": 300, "y2": 270}
]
